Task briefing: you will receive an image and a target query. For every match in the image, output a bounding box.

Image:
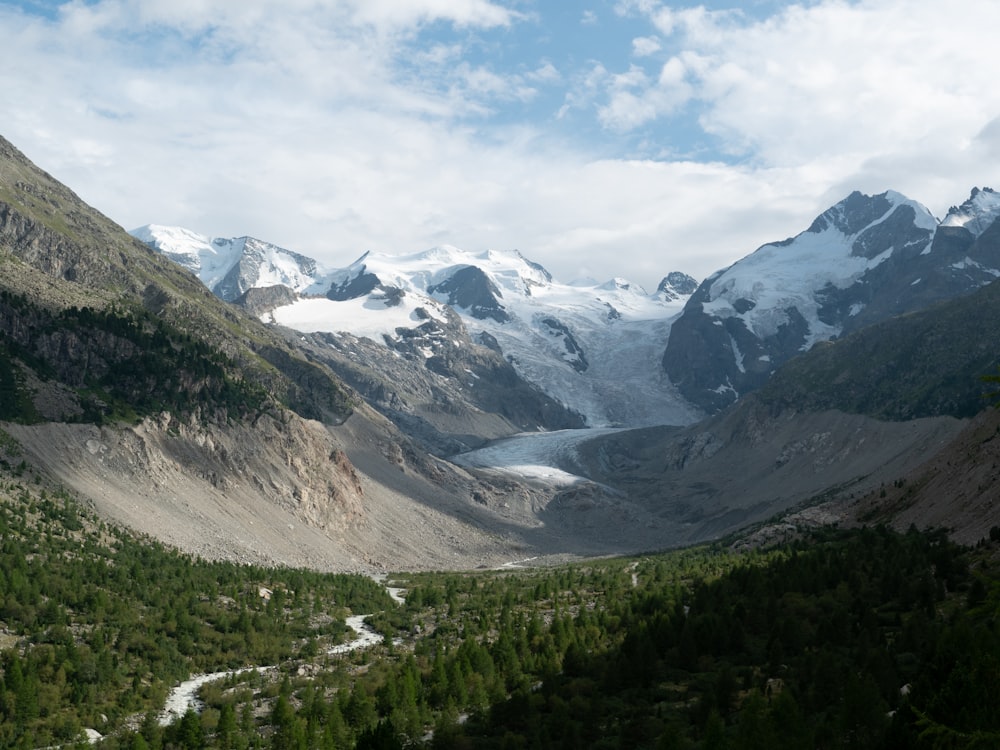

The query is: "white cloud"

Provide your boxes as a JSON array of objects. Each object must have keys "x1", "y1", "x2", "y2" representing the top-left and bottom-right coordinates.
[
  {"x1": 3, "y1": 0, "x2": 1000, "y2": 294},
  {"x1": 616, "y1": 1, "x2": 1000, "y2": 169},
  {"x1": 632, "y1": 36, "x2": 662, "y2": 57},
  {"x1": 348, "y1": 0, "x2": 521, "y2": 29},
  {"x1": 527, "y1": 61, "x2": 561, "y2": 85}
]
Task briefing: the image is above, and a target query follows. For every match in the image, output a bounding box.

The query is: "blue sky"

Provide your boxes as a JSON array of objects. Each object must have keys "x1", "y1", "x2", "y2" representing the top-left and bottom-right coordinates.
[{"x1": 2, "y1": 0, "x2": 999, "y2": 289}]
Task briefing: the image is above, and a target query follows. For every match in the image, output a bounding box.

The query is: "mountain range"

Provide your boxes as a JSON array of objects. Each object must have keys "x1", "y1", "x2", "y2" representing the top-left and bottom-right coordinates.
[
  {"x1": 135, "y1": 186, "x2": 1000, "y2": 432},
  {"x1": 3, "y1": 130, "x2": 1000, "y2": 570},
  {"x1": 133, "y1": 225, "x2": 702, "y2": 429}
]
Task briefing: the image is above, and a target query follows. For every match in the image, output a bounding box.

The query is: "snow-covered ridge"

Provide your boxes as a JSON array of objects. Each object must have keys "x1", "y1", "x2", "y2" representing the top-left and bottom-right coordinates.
[
  {"x1": 702, "y1": 190, "x2": 937, "y2": 347},
  {"x1": 133, "y1": 224, "x2": 329, "y2": 299},
  {"x1": 941, "y1": 187, "x2": 1000, "y2": 237},
  {"x1": 664, "y1": 186, "x2": 1000, "y2": 414},
  {"x1": 274, "y1": 245, "x2": 701, "y2": 427}
]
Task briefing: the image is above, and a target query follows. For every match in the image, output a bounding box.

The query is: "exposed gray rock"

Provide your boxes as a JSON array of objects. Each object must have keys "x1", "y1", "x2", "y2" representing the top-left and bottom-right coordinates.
[
  {"x1": 428, "y1": 266, "x2": 509, "y2": 322},
  {"x1": 656, "y1": 271, "x2": 698, "y2": 299},
  {"x1": 213, "y1": 238, "x2": 317, "y2": 302},
  {"x1": 281, "y1": 302, "x2": 585, "y2": 456},
  {"x1": 234, "y1": 284, "x2": 298, "y2": 316}
]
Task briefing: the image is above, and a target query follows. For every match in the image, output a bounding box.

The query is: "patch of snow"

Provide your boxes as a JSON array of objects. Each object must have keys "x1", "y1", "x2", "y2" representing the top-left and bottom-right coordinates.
[
  {"x1": 729, "y1": 335, "x2": 745, "y2": 374},
  {"x1": 265, "y1": 295, "x2": 448, "y2": 340}
]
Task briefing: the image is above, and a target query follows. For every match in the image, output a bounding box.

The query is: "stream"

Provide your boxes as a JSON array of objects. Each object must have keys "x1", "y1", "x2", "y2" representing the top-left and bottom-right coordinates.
[{"x1": 158, "y1": 578, "x2": 406, "y2": 726}]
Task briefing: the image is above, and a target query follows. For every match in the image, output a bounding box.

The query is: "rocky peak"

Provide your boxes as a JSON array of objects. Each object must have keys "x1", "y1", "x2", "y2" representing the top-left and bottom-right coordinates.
[
  {"x1": 807, "y1": 190, "x2": 895, "y2": 236},
  {"x1": 212, "y1": 237, "x2": 318, "y2": 302},
  {"x1": 428, "y1": 266, "x2": 509, "y2": 323},
  {"x1": 663, "y1": 188, "x2": 1000, "y2": 415},
  {"x1": 941, "y1": 187, "x2": 1000, "y2": 237},
  {"x1": 656, "y1": 271, "x2": 698, "y2": 299},
  {"x1": 131, "y1": 226, "x2": 324, "y2": 302}
]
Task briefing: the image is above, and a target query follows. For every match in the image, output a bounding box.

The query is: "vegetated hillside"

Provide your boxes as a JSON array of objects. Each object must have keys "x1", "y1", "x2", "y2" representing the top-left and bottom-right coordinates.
[
  {"x1": 755, "y1": 277, "x2": 1000, "y2": 421},
  {"x1": 3, "y1": 472, "x2": 997, "y2": 749},
  {"x1": 0, "y1": 475, "x2": 393, "y2": 747},
  {"x1": 0, "y1": 134, "x2": 569, "y2": 572},
  {"x1": 0, "y1": 135, "x2": 352, "y2": 425}
]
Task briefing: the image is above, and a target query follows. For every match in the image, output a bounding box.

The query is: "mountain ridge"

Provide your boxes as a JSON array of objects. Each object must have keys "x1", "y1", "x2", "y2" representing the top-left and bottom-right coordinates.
[
  {"x1": 5, "y1": 130, "x2": 1000, "y2": 570},
  {"x1": 664, "y1": 188, "x2": 1000, "y2": 413}
]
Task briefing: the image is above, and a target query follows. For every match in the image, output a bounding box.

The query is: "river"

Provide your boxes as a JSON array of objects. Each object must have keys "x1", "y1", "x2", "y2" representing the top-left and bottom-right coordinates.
[{"x1": 158, "y1": 578, "x2": 405, "y2": 726}]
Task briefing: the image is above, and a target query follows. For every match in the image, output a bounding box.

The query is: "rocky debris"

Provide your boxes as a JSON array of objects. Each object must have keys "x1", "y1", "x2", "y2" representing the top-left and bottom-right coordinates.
[
  {"x1": 575, "y1": 399, "x2": 966, "y2": 545},
  {"x1": 846, "y1": 406, "x2": 1000, "y2": 544}
]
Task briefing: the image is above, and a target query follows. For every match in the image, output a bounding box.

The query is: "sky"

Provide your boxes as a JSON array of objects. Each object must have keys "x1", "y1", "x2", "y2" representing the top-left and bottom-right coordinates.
[{"x1": 2, "y1": 0, "x2": 999, "y2": 291}]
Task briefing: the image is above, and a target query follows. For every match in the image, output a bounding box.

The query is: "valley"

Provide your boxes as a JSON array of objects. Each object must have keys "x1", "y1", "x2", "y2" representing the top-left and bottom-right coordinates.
[
  {"x1": 1, "y1": 479, "x2": 997, "y2": 748},
  {"x1": 3, "y1": 131, "x2": 1000, "y2": 747}
]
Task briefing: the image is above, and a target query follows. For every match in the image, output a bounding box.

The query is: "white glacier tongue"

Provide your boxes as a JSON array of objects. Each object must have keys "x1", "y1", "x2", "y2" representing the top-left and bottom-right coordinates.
[{"x1": 452, "y1": 427, "x2": 625, "y2": 485}]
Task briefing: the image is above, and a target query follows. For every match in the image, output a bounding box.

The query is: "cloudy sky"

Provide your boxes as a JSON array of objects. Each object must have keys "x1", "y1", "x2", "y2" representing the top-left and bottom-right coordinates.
[{"x1": 2, "y1": 0, "x2": 998, "y2": 290}]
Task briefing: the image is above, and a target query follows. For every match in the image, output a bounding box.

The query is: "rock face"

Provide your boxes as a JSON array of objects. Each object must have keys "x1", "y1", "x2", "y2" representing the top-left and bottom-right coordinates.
[
  {"x1": 427, "y1": 265, "x2": 510, "y2": 322},
  {"x1": 656, "y1": 272, "x2": 699, "y2": 300},
  {"x1": 290, "y1": 304, "x2": 586, "y2": 456},
  {"x1": 663, "y1": 190, "x2": 1000, "y2": 414},
  {"x1": 234, "y1": 284, "x2": 298, "y2": 316},
  {"x1": 213, "y1": 238, "x2": 318, "y2": 302}
]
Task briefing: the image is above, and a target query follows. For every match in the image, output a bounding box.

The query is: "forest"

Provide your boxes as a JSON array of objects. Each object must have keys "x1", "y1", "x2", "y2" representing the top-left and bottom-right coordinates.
[
  {"x1": 0, "y1": 294, "x2": 269, "y2": 424},
  {"x1": 0, "y1": 465, "x2": 998, "y2": 749}
]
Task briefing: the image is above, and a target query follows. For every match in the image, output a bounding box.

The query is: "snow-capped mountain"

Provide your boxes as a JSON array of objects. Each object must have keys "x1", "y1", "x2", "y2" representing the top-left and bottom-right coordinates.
[
  {"x1": 275, "y1": 246, "x2": 701, "y2": 427},
  {"x1": 134, "y1": 223, "x2": 701, "y2": 428},
  {"x1": 132, "y1": 225, "x2": 326, "y2": 301},
  {"x1": 665, "y1": 188, "x2": 1000, "y2": 413}
]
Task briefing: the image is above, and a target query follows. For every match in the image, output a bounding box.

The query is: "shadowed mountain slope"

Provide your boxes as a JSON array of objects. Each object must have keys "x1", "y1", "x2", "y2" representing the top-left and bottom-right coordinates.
[{"x1": 578, "y1": 276, "x2": 1000, "y2": 543}]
